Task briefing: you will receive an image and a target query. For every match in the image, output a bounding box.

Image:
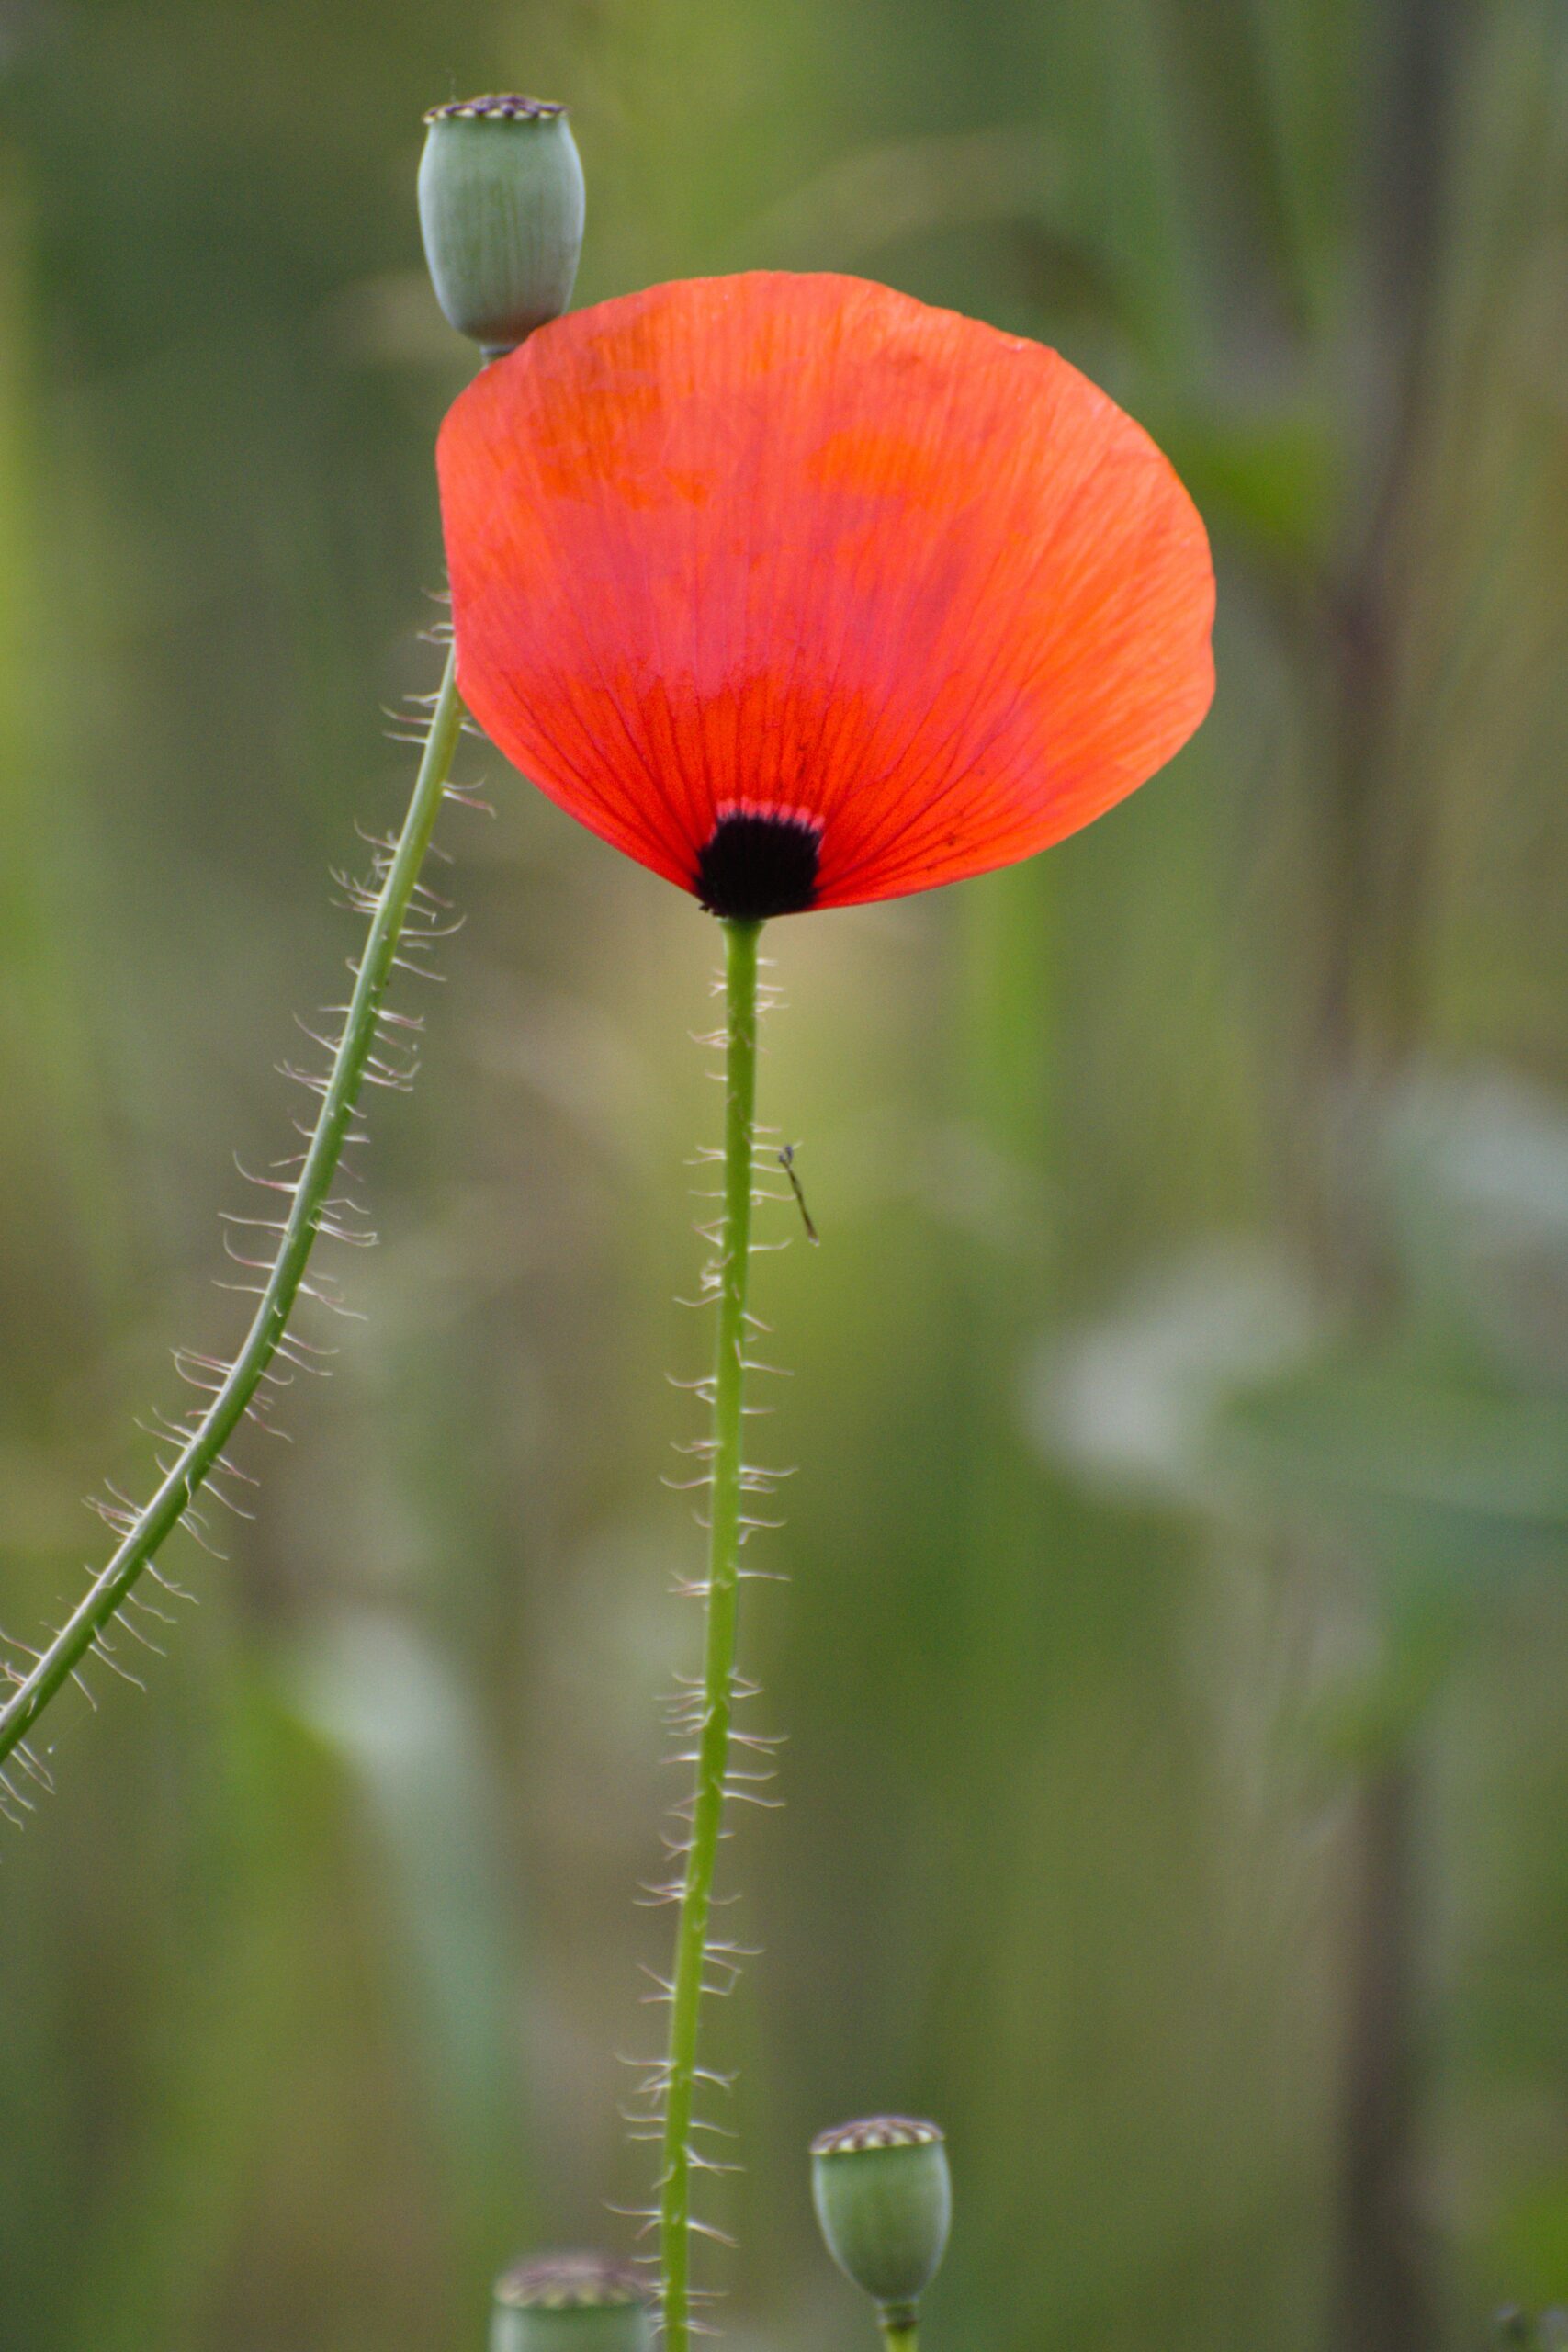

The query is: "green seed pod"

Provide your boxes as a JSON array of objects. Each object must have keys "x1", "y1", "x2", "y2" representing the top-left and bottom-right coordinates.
[
  {"x1": 810, "y1": 2117, "x2": 952, "y2": 2323},
  {"x1": 418, "y1": 96, "x2": 586, "y2": 356},
  {"x1": 490, "y1": 2254, "x2": 653, "y2": 2352}
]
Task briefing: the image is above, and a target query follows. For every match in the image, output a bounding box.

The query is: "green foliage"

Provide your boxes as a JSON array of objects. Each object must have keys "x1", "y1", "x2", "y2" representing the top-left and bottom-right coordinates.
[{"x1": 1, "y1": 2, "x2": 1567, "y2": 2350}]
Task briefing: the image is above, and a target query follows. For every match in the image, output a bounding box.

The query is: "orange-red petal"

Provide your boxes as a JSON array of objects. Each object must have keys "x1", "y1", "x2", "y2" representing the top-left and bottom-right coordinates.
[{"x1": 437, "y1": 271, "x2": 1214, "y2": 913}]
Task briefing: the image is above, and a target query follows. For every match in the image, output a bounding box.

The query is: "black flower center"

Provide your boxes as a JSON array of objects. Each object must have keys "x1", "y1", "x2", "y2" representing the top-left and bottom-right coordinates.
[{"x1": 695, "y1": 810, "x2": 822, "y2": 921}]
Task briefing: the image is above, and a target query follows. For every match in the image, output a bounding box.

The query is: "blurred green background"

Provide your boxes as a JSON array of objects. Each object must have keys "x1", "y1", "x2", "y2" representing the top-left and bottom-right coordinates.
[{"x1": 3, "y1": 2, "x2": 1568, "y2": 2347}]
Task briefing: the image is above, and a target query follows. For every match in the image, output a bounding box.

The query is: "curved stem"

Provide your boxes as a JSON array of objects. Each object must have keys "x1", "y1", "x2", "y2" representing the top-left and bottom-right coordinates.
[
  {"x1": 0, "y1": 644, "x2": 465, "y2": 1770},
  {"x1": 660, "y1": 915, "x2": 762, "y2": 2352}
]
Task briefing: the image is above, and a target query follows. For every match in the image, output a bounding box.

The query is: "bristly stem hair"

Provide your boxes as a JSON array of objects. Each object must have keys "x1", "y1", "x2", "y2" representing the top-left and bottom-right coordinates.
[
  {"x1": 660, "y1": 914, "x2": 762, "y2": 2352},
  {"x1": 0, "y1": 644, "x2": 466, "y2": 1776}
]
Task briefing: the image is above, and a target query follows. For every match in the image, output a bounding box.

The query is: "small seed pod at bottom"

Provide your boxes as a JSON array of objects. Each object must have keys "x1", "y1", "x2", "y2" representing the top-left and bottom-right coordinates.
[
  {"x1": 491, "y1": 2253, "x2": 653, "y2": 2352},
  {"x1": 811, "y1": 2117, "x2": 951, "y2": 2333},
  {"x1": 418, "y1": 95, "x2": 586, "y2": 357}
]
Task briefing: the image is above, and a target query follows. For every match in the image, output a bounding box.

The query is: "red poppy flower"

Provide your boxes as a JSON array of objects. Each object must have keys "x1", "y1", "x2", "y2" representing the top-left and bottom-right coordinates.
[{"x1": 437, "y1": 272, "x2": 1214, "y2": 920}]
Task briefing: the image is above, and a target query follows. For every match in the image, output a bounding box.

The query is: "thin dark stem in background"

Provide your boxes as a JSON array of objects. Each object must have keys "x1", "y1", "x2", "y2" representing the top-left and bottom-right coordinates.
[
  {"x1": 1339, "y1": 1762, "x2": 1427, "y2": 2352},
  {"x1": 1323, "y1": 3, "x2": 1461, "y2": 2346}
]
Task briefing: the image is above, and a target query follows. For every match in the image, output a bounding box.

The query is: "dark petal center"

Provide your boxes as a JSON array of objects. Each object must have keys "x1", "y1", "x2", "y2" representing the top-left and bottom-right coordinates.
[{"x1": 695, "y1": 810, "x2": 821, "y2": 921}]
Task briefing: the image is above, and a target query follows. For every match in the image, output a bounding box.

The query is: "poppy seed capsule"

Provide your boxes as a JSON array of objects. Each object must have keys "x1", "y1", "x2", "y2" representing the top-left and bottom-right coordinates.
[
  {"x1": 490, "y1": 2254, "x2": 653, "y2": 2352},
  {"x1": 810, "y1": 2118, "x2": 952, "y2": 2319},
  {"x1": 418, "y1": 96, "x2": 585, "y2": 356}
]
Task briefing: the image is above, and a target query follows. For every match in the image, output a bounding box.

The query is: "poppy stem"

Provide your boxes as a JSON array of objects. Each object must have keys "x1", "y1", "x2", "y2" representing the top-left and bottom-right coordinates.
[
  {"x1": 660, "y1": 913, "x2": 763, "y2": 2352},
  {"x1": 0, "y1": 643, "x2": 466, "y2": 1771}
]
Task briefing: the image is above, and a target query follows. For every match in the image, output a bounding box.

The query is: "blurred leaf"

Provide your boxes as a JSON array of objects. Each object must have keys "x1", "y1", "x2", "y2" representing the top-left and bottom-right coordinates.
[
  {"x1": 1217, "y1": 1359, "x2": 1568, "y2": 1587},
  {"x1": 1026, "y1": 1238, "x2": 1324, "y2": 1502},
  {"x1": 289, "y1": 1613, "x2": 532, "y2": 2278}
]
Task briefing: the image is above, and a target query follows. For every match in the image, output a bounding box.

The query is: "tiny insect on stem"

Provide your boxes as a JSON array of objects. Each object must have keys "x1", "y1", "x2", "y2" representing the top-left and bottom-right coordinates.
[{"x1": 777, "y1": 1144, "x2": 819, "y2": 1245}]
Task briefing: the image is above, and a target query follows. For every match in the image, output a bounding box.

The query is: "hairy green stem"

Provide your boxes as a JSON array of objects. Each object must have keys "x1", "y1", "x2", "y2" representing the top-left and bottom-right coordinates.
[
  {"x1": 879, "y1": 2312, "x2": 920, "y2": 2352},
  {"x1": 0, "y1": 644, "x2": 465, "y2": 1772},
  {"x1": 660, "y1": 915, "x2": 762, "y2": 2352}
]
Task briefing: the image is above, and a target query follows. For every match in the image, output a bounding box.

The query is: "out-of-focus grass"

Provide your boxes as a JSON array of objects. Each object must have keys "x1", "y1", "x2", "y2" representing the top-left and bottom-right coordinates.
[{"x1": 1, "y1": 4, "x2": 1566, "y2": 2350}]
